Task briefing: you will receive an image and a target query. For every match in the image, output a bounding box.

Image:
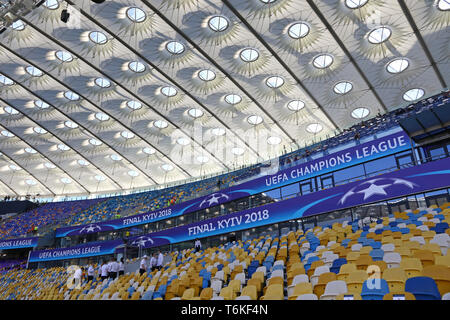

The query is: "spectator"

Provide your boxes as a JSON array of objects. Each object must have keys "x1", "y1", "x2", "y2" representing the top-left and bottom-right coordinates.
[
  {"x1": 156, "y1": 251, "x2": 164, "y2": 270},
  {"x1": 194, "y1": 238, "x2": 201, "y2": 252},
  {"x1": 150, "y1": 254, "x2": 157, "y2": 272},
  {"x1": 139, "y1": 255, "x2": 148, "y2": 275},
  {"x1": 118, "y1": 258, "x2": 124, "y2": 276},
  {"x1": 73, "y1": 266, "x2": 82, "y2": 288},
  {"x1": 100, "y1": 262, "x2": 108, "y2": 281},
  {"x1": 110, "y1": 259, "x2": 119, "y2": 279},
  {"x1": 87, "y1": 263, "x2": 95, "y2": 282}
]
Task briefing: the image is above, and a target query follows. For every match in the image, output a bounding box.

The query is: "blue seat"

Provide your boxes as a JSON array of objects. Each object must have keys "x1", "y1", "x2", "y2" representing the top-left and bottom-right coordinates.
[
  {"x1": 400, "y1": 228, "x2": 410, "y2": 234},
  {"x1": 375, "y1": 229, "x2": 383, "y2": 235},
  {"x1": 361, "y1": 279, "x2": 389, "y2": 300},
  {"x1": 369, "y1": 241, "x2": 382, "y2": 249},
  {"x1": 405, "y1": 277, "x2": 441, "y2": 300},
  {"x1": 369, "y1": 249, "x2": 384, "y2": 261},
  {"x1": 330, "y1": 258, "x2": 347, "y2": 274},
  {"x1": 434, "y1": 222, "x2": 449, "y2": 234}
]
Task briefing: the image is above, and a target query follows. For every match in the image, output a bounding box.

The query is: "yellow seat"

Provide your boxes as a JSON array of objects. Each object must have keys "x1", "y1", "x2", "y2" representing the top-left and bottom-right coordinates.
[
  {"x1": 260, "y1": 284, "x2": 284, "y2": 300},
  {"x1": 346, "y1": 270, "x2": 368, "y2": 294},
  {"x1": 181, "y1": 288, "x2": 196, "y2": 300},
  {"x1": 383, "y1": 292, "x2": 416, "y2": 300},
  {"x1": 313, "y1": 272, "x2": 336, "y2": 298},
  {"x1": 228, "y1": 279, "x2": 242, "y2": 295},
  {"x1": 421, "y1": 265, "x2": 450, "y2": 296},
  {"x1": 383, "y1": 268, "x2": 407, "y2": 292},
  {"x1": 288, "y1": 282, "x2": 313, "y2": 300},
  {"x1": 199, "y1": 288, "x2": 213, "y2": 300},
  {"x1": 240, "y1": 285, "x2": 258, "y2": 300},
  {"x1": 219, "y1": 286, "x2": 236, "y2": 300},
  {"x1": 435, "y1": 255, "x2": 450, "y2": 267},
  {"x1": 414, "y1": 250, "x2": 435, "y2": 267},
  {"x1": 400, "y1": 258, "x2": 423, "y2": 278},
  {"x1": 337, "y1": 264, "x2": 357, "y2": 281}
]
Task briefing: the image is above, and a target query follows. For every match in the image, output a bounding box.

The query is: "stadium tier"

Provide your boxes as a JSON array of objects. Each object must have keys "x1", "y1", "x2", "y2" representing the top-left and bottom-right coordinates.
[{"x1": 0, "y1": 0, "x2": 449, "y2": 305}]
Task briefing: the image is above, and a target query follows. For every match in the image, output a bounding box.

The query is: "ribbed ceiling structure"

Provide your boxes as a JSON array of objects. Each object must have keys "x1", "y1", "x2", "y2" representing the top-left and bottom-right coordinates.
[{"x1": 0, "y1": 0, "x2": 448, "y2": 197}]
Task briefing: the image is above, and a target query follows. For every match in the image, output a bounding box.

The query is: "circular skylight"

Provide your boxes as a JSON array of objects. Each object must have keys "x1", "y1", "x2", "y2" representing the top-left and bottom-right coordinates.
[
  {"x1": 77, "y1": 159, "x2": 90, "y2": 166},
  {"x1": 177, "y1": 137, "x2": 190, "y2": 146},
  {"x1": 225, "y1": 94, "x2": 242, "y2": 105},
  {"x1": 126, "y1": 7, "x2": 147, "y2": 23},
  {"x1": 386, "y1": 58, "x2": 409, "y2": 74},
  {"x1": 333, "y1": 81, "x2": 353, "y2": 95},
  {"x1": 121, "y1": 131, "x2": 135, "y2": 139},
  {"x1": 313, "y1": 54, "x2": 334, "y2": 69},
  {"x1": 128, "y1": 170, "x2": 139, "y2": 177},
  {"x1": 188, "y1": 108, "x2": 204, "y2": 118},
  {"x1": 94, "y1": 77, "x2": 111, "y2": 88},
  {"x1": 95, "y1": 175, "x2": 106, "y2": 182},
  {"x1": 35, "y1": 100, "x2": 50, "y2": 109},
  {"x1": 208, "y1": 16, "x2": 229, "y2": 32},
  {"x1": 9, "y1": 164, "x2": 21, "y2": 171},
  {"x1": 197, "y1": 156, "x2": 209, "y2": 163},
  {"x1": 198, "y1": 69, "x2": 216, "y2": 81},
  {"x1": 288, "y1": 22, "x2": 310, "y2": 39},
  {"x1": 438, "y1": 0, "x2": 450, "y2": 10},
  {"x1": 403, "y1": 88, "x2": 425, "y2": 102},
  {"x1": 110, "y1": 154, "x2": 122, "y2": 161},
  {"x1": 247, "y1": 115, "x2": 263, "y2": 125},
  {"x1": 345, "y1": 0, "x2": 368, "y2": 9},
  {"x1": 57, "y1": 144, "x2": 70, "y2": 151},
  {"x1": 287, "y1": 100, "x2": 305, "y2": 111},
  {"x1": 44, "y1": 162, "x2": 56, "y2": 169},
  {"x1": 61, "y1": 177, "x2": 72, "y2": 184},
  {"x1": 166, "y1": 41, "x2": 185, "y2": 55},
  {"x1": 64, "y1": 91, "x2": 80, "y2": 101},
  {"x1": 232, "y1": 147, "x2": 244, "y2": 156},
  {"x1": 161, "y1": 86, "x2": 177, "y2": 97},
  {"x1": 11, "y1": 20, "x2": 25, "y2": 31},
  {"x1": 64, "y1": 120, "x2": 78, "y2": 129},
  {"x1": 128, "y1": 61, "x2": 146, "y2": 73},
  {"x1": 44, "y1": 0, "x2": 59, "y2": 10},
  {"x1": 33, "y1": 127, "x2": 47, "y2": 134},
  {"x1": 143, "y1": 147, "x2": 155, "y2": 155},
  {"x1": 126, "y1": 100, "x2": 142, "y2": 110},
  {"x1": 26, "y1": 66, "x2": 43, "y2": 77},
  {"x1": 95, "y1": 112, "x2": 110, "y2": 121},
  {"x1": 267, "y1": 136, "x2": 281, "y2": 145},
  {"x1": 240, "y1": 48, "x2": 259, "y2": 62},
  {"x1": 4, "y1": 106, "x2": 19, "y2": 115},
  {"x1": 154, "y1": 119, "x2": 168, "y2": 129},
  {"x1": 351, "y1": 107, "x2": 370, "y2": 119},
  {"x1": 161, "y1": 164, "x2": 174, "y2": 171},
  {"x1": 25, "y1": 179, "x2": 37, "y2": 186},
  {"x1": 211, "y1": 128, "x2": 226, "y2": 136},
  {"x1": 0, "y1": 74, "x2": 14, "y2": 86},
  {"x1": 55, "y1": 50, "x2": 73, "y2": 63},
  {"x1": 1, "y1": 130, "x2": 14, "y2": 138},
  {"x1": 25, "y1": 147, "x2": 37, "y2": 154},
  {"x1": 266, "y1": 76, "x2": 284, "y2": 88},
  {"x1": 368, "y1": 26, "x2": 392, "y2": 44},
  {"x1": 89, "y1": 31, "x2": 108, "y2": 45},
  {"x1": 306, "y1": 123, "x2": 323, "y2": 134},
  {"x1": 89, "y1": 138, "x2": 102, "y2": 146}
]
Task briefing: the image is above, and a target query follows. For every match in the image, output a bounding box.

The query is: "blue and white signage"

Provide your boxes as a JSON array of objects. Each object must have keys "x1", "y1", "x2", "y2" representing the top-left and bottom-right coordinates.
[{"x1": 0, "y1": 237, "x2": 38, "y2": 250}]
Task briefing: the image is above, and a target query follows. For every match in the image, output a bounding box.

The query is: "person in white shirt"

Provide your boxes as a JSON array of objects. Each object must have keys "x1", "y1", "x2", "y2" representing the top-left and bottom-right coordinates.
[
  {"x1": 156, "y1": 251, "x2": 164, "y2": 270},
  {"x1": 118, "y1": 258, "x2": 125, "y2": 276},
  {"x1": 110, "y1": 259, "x2": 119, "y2": 279},
  {"x1": 107, "y1": 259, "x2": 114, "y2": 279},
  {"x1": 150, "y1": 254, "x2": 157, "y2": 272},
  {"x1": 101, "y1": 262, "x2": 109, "y2": 281},
  {"x1": 195, "y1": 238, "x2": 202, "y2": 252},
  {"x1": 139, "y1": 255, "x2": 148, "y2": 275},
  {"x1": 87, "y1": 264, "x2": 95, "y2": 282},
  {"x1": 73, "y1": 267, "x2": 82, "y2": 288}
]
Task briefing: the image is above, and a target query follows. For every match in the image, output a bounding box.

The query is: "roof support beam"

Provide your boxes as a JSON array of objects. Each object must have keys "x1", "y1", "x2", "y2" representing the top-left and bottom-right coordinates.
[
  {"x1": 305, "y1": 0, "x2": 388, "y2": 113},
  {"x1": 0, "y1": 97, "x2": 121, "y2": 192},
  {"x1": 397, "y1": 0, "x2": 447, "y2": 88},
  {"x1": 62, "y1": 1, "x2": 262, "y2": 160},
  {"x1": 21, "y1": 16, "x2": 229, "y2": 175},
  {"x1": 141, "y1": 0, "x2": 299, "y2": 147},
  {"x1": 220, "y1": 0, "x2": 342, "y2": 130}
]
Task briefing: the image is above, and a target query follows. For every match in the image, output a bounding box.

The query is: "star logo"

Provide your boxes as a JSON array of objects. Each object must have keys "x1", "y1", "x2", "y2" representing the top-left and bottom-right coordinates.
[
  {"x1": 199, "y1": 193, "x2": 229, "y2": 208},
  {"x1": 130, "y1": 236, "x2": 154, "y2": 247},
  {"x1": 79, "y1": 224, "x2": 101, "y2": 234},
  {"x1": 339, "y1": 178, "x2": 417, "y2": 205}
]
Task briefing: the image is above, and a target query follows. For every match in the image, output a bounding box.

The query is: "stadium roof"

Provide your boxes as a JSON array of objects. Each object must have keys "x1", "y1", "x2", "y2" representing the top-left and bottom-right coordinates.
[{"x1": 0, "y1": 0, "x2": 448, "y2": 198}]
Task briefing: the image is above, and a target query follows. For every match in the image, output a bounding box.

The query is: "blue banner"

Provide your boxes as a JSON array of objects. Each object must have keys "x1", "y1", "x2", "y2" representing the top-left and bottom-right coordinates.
[
  {"x1": 127, "y1": 157, "x2": 450, "y2": 249},
  {"x1": 0, "y1": 237, "x2": 38, "y2": 250},
  {"x1": 56, "y1": 130, "x2": 411, "y2": 237},
  {"x1": 28, "y1": 239, "x2": 123, "y2": 263}
]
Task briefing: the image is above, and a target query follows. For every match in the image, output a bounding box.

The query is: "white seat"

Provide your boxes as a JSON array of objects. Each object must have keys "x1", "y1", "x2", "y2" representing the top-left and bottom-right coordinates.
[
  {"x1": 211, "y1": 280, "x2": 222, "y2": 296},
  {"x1": 429, "y1": 218, "x2": 440, "y2": 224},
  {"x1": 212, "y1": 270, "x2": 225, "y2": 283},
  {"x1": 417, "y1": 225, "x2": 429, "y2": 232},
  {"x1": 273, "y1": 260, "x2": 284, "y2": 268},
  {"x1": 418, "y1": 217, "x2": 428, "y2": 222},
  {"x1": 397, "y1": 223, "x2": 407, "y2": 228},
  {"x1": 410, "y1": 236, "x2": 425, "y2": 245},
  {"x1": 255, "y1": 266, "x2": 267, "y2": 276},
  {"x1": 430, "y1": 234, "x2": 450, "y2": 255},
  {"x1": 315, "y1": 245, "x2": 326, "y2": 252},
  {"x1": 211, "y1": 296, "x2": 225, "y2": 300},
  {"x1": 310, "y1": 266, "x2": 330, "y2": 287},
  {"x1": 383, "y1": 252, "x2": 402, "y2": 268},
  {"x1": 234, "y1": 273, "x2": 246, "y2": 286},
  {"x1": 327, "y1": 241, "x2": 337, "y2": 248},
  {"x1": 323, "y1": 254, "x2": 339, "y2": 267},
  {"x1": 296, "y1": 294, "x2": 318, "y2": 300},
  {"x1": 320, "y1": 280, "x2": 348, "y2": 300},
  {"x1": 171, "y1": 297, "x2": 181, "y2": 300},
  {"x1": 235, "y1": 295, "x2": 251, "y2": 300},
  {"x1": 110, "y1": 292, "x2": 120, "y2": 300},
  {"x1": 351, "y1": 244, "x2": 362, "y2": 252},
  {"x1": 381, "y1": 243, "x2": 395, "y2": 253},
  {"x1": 304, "y1": 252, "x2": 318, "y2": 262},
  {"x1": 442, "y1": 293, "x2": 450, "y2": 300},
  {"x1": 288, "y1": 274, "x2": 309, "y2": 297}
]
